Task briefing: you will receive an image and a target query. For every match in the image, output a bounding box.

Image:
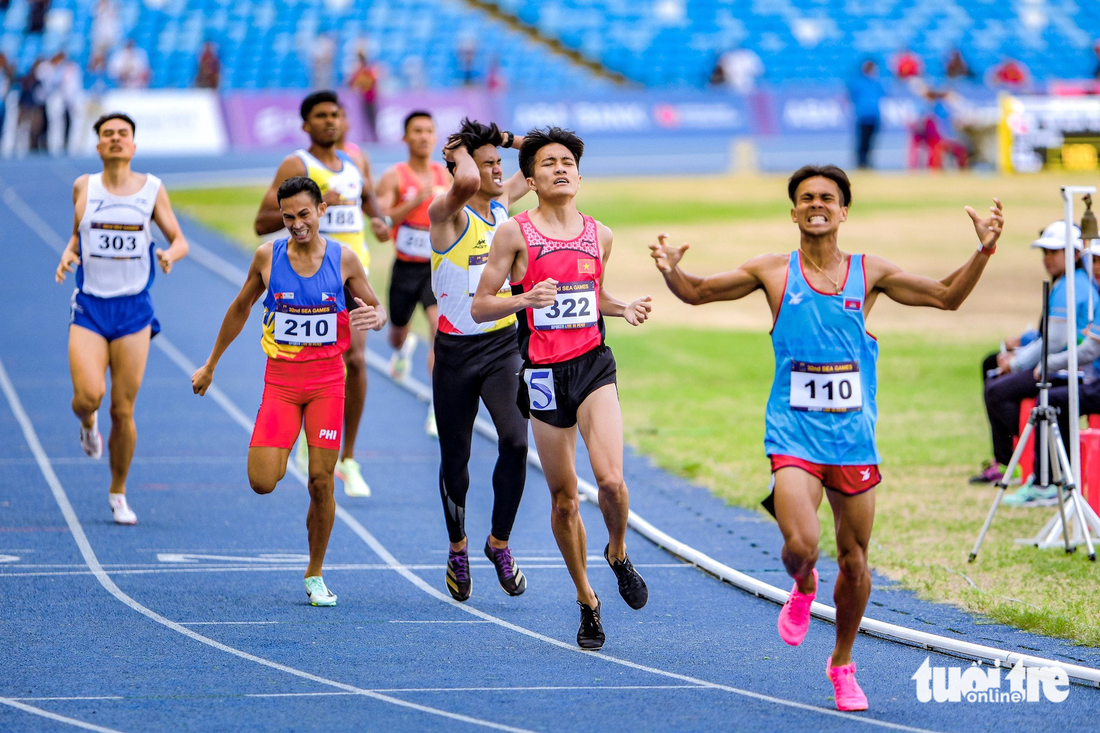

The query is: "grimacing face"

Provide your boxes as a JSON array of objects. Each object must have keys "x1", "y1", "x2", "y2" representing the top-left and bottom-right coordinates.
[
  {"x1": 96, "y1": 119, "x2": 136, "y2": 163},
  {"x1": 473, "y1": 144, "x2": 504, "y2": 197},
  {"x1": 790, "y1": 176, "x2": 848, "y2": 237},
  {"x1": 280, "y1": 192, "x2": 326, "y2": 244},
  {"x1": 527, "y1": 142, "x2": 580, "y2": 199}
]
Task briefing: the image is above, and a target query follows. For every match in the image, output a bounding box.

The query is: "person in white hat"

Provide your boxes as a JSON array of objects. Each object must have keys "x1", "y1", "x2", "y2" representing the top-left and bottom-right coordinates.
[{"x1": 970, "y1": 221, "x2": 1096, "y2": 494}]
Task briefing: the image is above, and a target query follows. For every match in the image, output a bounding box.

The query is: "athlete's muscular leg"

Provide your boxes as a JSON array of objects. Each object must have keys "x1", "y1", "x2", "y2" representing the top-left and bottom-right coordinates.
[
  {"x1": 826, "y1": 487, "x2": 875, "y2": 667},
  {"x1": 425, "y1": 304, "x2": 438, "y2": 374},
  {"x1": 68, "y1": 325, "x2": 109, "y2": 429},
  {"x1": 247, "y1": 447, "x2": 290, "y2": 494},
  {"x1": 341, "y1": 326, "x2": 367, "y2": 462},
  {"x1": 104, "y1": 326, "x2": 151, "y2": 494},
  {"x1": 387, "y1": 324, "x2": 410, "y2": 352},
  {"x1": 532, "y1": 419, "x2": 596, "y2": 607},
  {"x1": 305, "y1": 445, "x2": 339, "y2": 578},
  {"x1": 577, "y1": 385, "x2": 629, "y2": 562},
  {"x1": 773, "y1": 467, "x2": 824, "y2": 595}
]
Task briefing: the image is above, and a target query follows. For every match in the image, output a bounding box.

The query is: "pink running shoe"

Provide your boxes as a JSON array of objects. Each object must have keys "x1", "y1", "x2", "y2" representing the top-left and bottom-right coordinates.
[
  {"x1": 777, "y1": 568, "x2": 817, "y2": 646},
  {"x1": 826, "y1": 657, "x2": 869, "y2": 711}
]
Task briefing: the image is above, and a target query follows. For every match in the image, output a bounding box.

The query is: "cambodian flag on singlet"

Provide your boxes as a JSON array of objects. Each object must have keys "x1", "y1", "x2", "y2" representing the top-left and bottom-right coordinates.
[
  {"x1": 511, "y1": 210, "x2": 604, "y2": 365},
  {"x1": 260, "y1": 238, "x2": 350, "y2": 361},
  {"x1": 764, "y1": 252, "x2": 880, "y2": 465}
]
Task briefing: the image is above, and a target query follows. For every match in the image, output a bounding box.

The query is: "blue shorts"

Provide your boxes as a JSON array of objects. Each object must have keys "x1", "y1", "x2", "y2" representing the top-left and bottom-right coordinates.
[{"x1": 70, "y1": 290, "x2": 161, "y2": 342}]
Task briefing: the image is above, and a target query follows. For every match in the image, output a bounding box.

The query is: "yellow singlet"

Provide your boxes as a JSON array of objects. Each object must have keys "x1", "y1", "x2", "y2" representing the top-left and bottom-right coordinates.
[{"x1": 295, "y1": 148, "x2": 370, "y2": 272}]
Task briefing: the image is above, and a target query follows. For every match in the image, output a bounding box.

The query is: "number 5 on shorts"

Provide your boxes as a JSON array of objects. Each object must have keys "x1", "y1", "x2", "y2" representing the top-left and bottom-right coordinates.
[{"x1": 524, "y1": 369, "x2": 556, "y2": 411}]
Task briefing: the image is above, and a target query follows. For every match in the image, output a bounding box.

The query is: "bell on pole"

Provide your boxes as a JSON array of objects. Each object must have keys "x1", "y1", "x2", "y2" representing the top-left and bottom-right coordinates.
[{"x1": 1083, "y1": 194, "x2": 1099, "y2": 241}]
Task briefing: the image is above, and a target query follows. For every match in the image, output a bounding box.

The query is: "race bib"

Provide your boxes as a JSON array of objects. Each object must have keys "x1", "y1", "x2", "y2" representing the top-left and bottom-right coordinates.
[
  {"x1": 90, "y1": 222, "x2": 146, "y2": 260},
  {"x1": 789, "y1": 361, "x2": 862, "y2": 413},
  {"x1": 273, "y1": 304, "x2": 338, "y2": 346},
  {"x1": 468, "y1": 253, "x2": 510, "y2": 295},
  {"x1": 320, "y1": 204, "x2": 363, "y2": 234},
  {"x1": 395, "y1": 224, "x2": 432, "y2": 260},
  {"x1": 532, "y1": 281, "x2": 598, "y2": 331},
  {"x1": 523, "y1": 368, "x2": 557, "y2": 411}
]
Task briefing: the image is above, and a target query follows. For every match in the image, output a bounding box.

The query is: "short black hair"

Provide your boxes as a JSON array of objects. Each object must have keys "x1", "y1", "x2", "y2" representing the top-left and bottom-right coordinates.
[
  {"x1": 445, "y1": 117, "x2": 501, "y2": 175},
  {"x1": 518, "y1": 127, "x2": 584, "y2": 179},
  {"x1": 301, "y1": 90, "x2": 340, "y2": 121},
  {"x1": 93, "y1": 112, "x2": 135, "y2": 137},
  {"x1": 787, "y1": 164, "x2": 852, "y2": 208},
  {"x1": 404, "y1": 110, "x2": 433, "y2": 132},
  {"x1": 277, "y1": 176, "x2": 323, "y2": 206}
]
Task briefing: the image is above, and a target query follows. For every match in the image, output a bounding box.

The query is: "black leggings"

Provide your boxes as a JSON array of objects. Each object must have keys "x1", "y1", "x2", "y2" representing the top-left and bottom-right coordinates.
[{"x1": 433, "y1": 328, "x2": 528, "y2": 544}]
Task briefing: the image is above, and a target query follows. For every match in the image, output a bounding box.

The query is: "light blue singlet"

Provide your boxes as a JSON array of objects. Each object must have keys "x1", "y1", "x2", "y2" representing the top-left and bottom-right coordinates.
[{"x1": 764, "y1": 252, "x2": 880, "y2": 465}]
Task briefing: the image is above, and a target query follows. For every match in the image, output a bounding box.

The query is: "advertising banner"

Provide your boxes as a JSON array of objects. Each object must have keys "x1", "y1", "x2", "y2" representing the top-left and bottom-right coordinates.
[
  {"x1": 82, "y1": 89, "x2": 228, "y2": 155},
  {"x1": 999, "y1": 94, "x2": 1100, "y2": 173},
  {"x1": 506, "y1": 92, "x2": 752, "y2": 137}
]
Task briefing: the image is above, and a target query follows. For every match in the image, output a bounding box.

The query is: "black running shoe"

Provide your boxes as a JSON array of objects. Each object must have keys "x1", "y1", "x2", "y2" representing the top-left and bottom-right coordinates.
[
  {"x1": 576, "y1": 597, "x2": 605, "y2": 650},
  {"x1": 604, "y1": 543, "x2": 648, "y2": 610},
  {"x1": 483, "y1": 540, "x2": 527, "y2": 596},
  {"x1": 446, "y1": 546, "x2": 471, "y2": 602}
]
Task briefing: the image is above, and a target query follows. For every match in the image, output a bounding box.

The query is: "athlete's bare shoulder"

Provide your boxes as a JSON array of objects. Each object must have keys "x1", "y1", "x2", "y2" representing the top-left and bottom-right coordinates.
[
  {"x1": 72, "y1": 174, "x2": 90, "y2": 199},
  {"x1": 274, "y1": 153, "x2": 306, "y2": 180},
  {"x1": 744, "y1": 252, "x2": 790, "y2": 275},
  {"x1": 860, "y1": 253, "x2": 902, "y2": 290}
]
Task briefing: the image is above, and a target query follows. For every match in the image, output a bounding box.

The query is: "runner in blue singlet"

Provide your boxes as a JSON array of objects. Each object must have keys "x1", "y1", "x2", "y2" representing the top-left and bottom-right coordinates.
[{"x1": 649, "y1": 164, "x2": 1004, "y2": 712}]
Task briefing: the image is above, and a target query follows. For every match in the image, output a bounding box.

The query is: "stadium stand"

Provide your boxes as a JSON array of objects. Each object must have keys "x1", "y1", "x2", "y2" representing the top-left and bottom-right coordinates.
[
  {"x1": 0, "y1": 0, "x2": 603, "y2": 91},
  {"x1": 489, "y1": 0, "x2": 1100, "y2": 88}
]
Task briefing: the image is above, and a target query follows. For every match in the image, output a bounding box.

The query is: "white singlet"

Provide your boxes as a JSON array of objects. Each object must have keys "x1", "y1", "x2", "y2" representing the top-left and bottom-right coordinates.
[{"x1": 77, "y1": 173, "x2": 161, "y2": 298}]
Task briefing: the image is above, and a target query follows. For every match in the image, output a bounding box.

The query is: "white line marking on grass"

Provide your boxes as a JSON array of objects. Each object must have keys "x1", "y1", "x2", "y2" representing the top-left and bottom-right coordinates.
[
  {"x1": 150, "y1": 335, "x2": 934, "y2": 732},
  {"x1": 0, "y1": 356, "x2": 530, "y2": 733},
  {"x1": 0, "y1": 696, "x2": 121, "y2": 732}
]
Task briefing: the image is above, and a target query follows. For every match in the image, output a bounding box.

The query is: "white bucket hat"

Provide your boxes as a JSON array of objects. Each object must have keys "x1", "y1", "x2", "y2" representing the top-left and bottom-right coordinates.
[{"x1": 1031, "y1": 221, "x2": 1083, "y2": 251}]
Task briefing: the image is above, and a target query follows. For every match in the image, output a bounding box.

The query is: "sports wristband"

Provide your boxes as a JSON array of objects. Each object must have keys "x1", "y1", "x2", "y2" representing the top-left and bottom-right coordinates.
[
  {"x1": 383, "y1": 215, "x2": 393, "y2": 228},
  {"x1": 978, "y1": 242, "x2": 995, "y2": 255},
  {"x1": 501, "y1": 131, "x2": 514, "y2": 149}
]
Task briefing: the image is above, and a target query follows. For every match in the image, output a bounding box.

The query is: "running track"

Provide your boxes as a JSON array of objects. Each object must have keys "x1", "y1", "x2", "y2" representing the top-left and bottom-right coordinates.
[{"x1": 1, "y1": 156, "x2": 1098, "y2": 731}]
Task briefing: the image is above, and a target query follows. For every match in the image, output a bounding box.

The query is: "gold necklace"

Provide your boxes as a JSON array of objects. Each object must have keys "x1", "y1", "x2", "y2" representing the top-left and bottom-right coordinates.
[{"x1": 801, "y1": 249, "x2": 844, "y2": 294}]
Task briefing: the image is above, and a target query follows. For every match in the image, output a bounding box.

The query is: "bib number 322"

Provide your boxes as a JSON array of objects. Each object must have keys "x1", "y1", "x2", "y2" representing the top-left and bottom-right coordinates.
[
  {"x1": 533, "y1": 281, "x2": 598, "y2": 331},
  {"x1": 789, "y1": 361, "x2": 862, "y2": 413}
]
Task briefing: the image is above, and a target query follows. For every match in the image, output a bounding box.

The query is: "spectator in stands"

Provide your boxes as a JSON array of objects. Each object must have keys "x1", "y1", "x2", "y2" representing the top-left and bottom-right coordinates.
[
  {"x1": 892, "y1": 49, "x2": 923, "y2": 80},
  {"x1": 53, "y1": 51, "x2": 84, "y2": 153},
  {"x1": 487, "y1": 56, "x2": 505, "y2": 93},
  {"x1": 347, "y1": 49, "x2": 378, "y2": 142},
  {"x1": 195, "y1": 41, "x2": 221, "y2": 89},
  {"x1": 945, "y1": 49, "x2": 974, "y2": 80},
  {"x1": 457, "y1": 36, "x2": 478, "y2": 86},
  {"x1": 26, "y1": 0, "x2": 49, "y2": 34},
  {"x1": 715, "y1": 47, "x2": 764, "y2": 95},
  {"x1": 910, "y1": 89, "x2": 968, "y2": 170},
  {"x1": 986, "y1": 57, "x2": 1031, "y2": 92},
  {"x1": 847, "y1": 60, "x2": 885, "y2": 170},
  {"x1": 708, "y1": 55, "x2": 726, "y2": 87},
  {"x1": 90, "y1": 0, "x2": 121, "y2": 58},
  {"x1": 311, "y1": 33, "x2": 337, "y2": 90},
  {"x1": 18, "y1": 60, "x2": 48, "y2": 153},
  {"x1": 108, "y1": 39, "x2": 151, "y2": 89},
  {"x1": 0, "y1": 53, "x2": 13, "y2": 137}
]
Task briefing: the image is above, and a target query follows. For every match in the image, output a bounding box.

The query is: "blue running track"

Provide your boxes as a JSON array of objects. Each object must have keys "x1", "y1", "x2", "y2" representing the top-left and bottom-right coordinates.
[{"x1": 1, "y1": 156, "x2": 1098, "y2": 731}]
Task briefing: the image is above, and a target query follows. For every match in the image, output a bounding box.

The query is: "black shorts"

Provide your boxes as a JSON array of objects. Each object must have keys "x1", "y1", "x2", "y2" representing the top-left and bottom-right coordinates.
[
  {"x1": 517, "y1": 344, "x2": 617, "y2": 428},
  {"x1": 389, "y1": 259, "x2": 436, "y2": 328}
]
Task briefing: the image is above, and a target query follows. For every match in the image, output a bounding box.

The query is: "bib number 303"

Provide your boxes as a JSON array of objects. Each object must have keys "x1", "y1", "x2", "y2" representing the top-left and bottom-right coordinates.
[{"x1": 789, "y1": 361, "x2": 862, "y2": 413}]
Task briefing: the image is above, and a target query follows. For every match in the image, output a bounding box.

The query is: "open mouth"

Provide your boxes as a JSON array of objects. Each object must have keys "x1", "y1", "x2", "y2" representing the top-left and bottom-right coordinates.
[
  {"x1": 808, "y1": 215, "x2": 827, "y2": 224},
  {"x1": 290, "y1": 226, "x2": 310, "y2": 238},
  {"x1": 553, "y1": 177, "x2": 569, "y2": 185},
  {"x1": 492, "y1": 177, "x2": 502, "y2": 185}
]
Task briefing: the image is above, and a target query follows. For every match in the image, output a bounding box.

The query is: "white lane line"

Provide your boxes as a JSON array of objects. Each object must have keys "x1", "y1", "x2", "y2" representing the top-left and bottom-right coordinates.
[
  {"x1": 11, "y1": 697, "x2": 125, "y2": 702},
  {"x1": 248, "y1": 685, "x2": 707, "y2": 696},
  {"x1": 0, "y1": 696, "x2": 120, "y2": 732},
  {"x1": 153, "y1": 336, "x2": 934, "y2": 732},
  {"x1": 179, "y1": 621, "x2": 280, "y2": 626},
  {"x1": 1, "y1": 187, "x2": 66, "y2": 252},
  {"x1": 390, "y1": 620, "x2": 491, "y2": 624},
  {"x1": 0, "y1": 356, "x2": 529, "y2": 733}
]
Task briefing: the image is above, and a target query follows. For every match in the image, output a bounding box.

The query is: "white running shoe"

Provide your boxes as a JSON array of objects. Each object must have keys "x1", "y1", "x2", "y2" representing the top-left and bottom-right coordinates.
[
  {"x1": 425, "y1": 405, "x2": 438, "y2": 438},
  {"x1": 388, "y1": 333, "x2": 419, "y2": 381},
  {"x1": 109, "y1": 494, "x2": 137, "y2": 525},
  {"x1": 336, "y1": 457, "x2": 371, "y2": 497},
  {"x1": 294, "y1": 430, "x2": 309, "y2": 476},
  {"x1": 80, "y1": 411, "x2": 103, "y2": 460},
  {"x1": 305, "y1": 576, "x2": 337, "y2": 606}
]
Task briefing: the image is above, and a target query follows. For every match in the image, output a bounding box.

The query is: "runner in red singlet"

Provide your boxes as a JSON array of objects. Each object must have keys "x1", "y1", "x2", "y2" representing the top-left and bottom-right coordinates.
[{"x1": 471, "y1": 127, "x2": 653, "y2": 650}]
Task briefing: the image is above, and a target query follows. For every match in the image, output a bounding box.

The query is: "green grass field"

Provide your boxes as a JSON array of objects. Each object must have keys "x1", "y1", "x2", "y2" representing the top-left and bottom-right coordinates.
[{"x1": 172, "y1": 170, "x2": 1100, "y2": 647}]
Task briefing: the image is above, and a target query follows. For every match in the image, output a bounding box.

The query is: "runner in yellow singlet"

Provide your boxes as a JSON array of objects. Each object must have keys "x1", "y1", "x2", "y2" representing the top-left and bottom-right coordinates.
[{"x1": 254, "y1": 90, "x2": 389, "y2": 498}]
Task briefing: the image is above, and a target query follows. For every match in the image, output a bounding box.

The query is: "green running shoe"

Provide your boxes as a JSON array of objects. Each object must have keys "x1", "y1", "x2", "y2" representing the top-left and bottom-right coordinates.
[{"x1": 1002, "y1": 483, "x2": 1059, "y2": 507}]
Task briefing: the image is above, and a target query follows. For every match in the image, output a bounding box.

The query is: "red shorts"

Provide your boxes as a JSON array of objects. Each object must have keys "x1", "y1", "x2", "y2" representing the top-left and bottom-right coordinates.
[
  {"x1": 769, "y1": 454, "x2": 881, "y2": 496},
  {"x1": 250, "y1": 356, "x2": 345, "y2": 451}
]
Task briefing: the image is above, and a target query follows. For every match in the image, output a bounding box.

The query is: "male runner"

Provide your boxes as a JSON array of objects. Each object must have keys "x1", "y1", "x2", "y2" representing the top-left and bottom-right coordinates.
[
  {"x1": 254, "y1": 90, "x2": 389, "y2": 498},
  {"x1": 55, "y1": 112, "x2": 190, "y2": 526},
  {"x1": 426, "y1": 118, "x2": 531, "y2": 603},
  {"x1": 375, "y1": 110, "x2": 451, "y2": 436},
  {"x1": 648, "y1": 164, "x2": 1003, "y2": 709},
  {"x1": 471, "y1": 127, "x2": 653, "y2": 650},
  {"x1": 192, "y1": 176, "x2": 387, "y2": 606}
]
